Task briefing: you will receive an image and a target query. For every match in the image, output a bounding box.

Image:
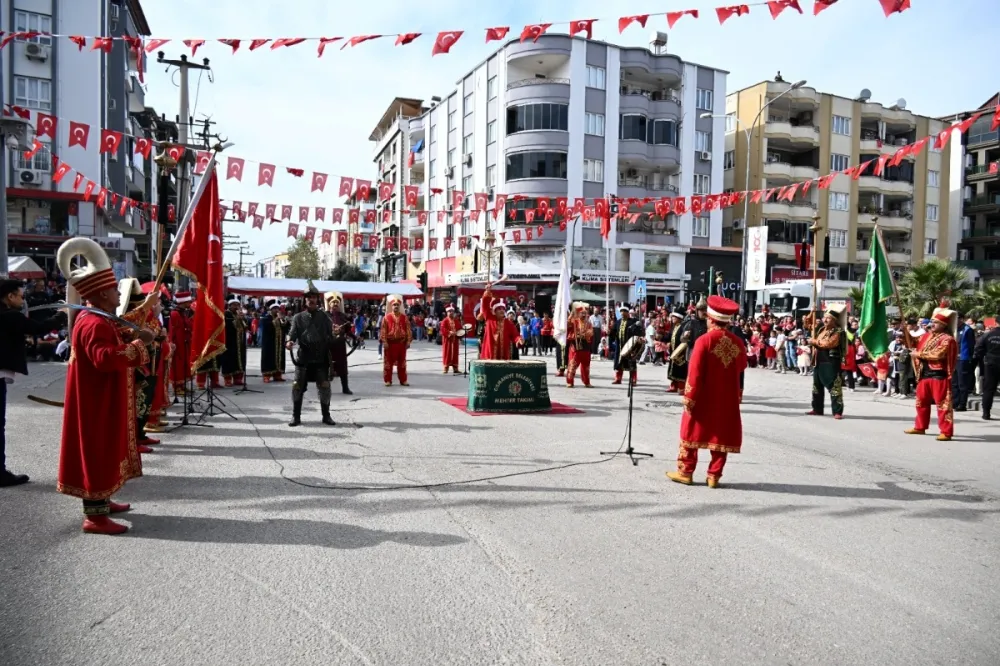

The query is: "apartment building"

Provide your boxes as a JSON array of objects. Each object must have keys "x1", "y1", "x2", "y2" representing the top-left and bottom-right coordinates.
[
  {"x1": 257, "y1": 253, "x2": 289, "y2": 279},
  {"x1": 3, "y1": 0, "x2": 154, "y2": 274},
  {"x1": 948, "y1": 93, "x2": 1000, "y2": 281},
  {"x1": 368, "y1": 33, "x2": 726, "y2": 304},
  {"x1": 724, "y1": 79, "x2": 953, "y2": 283}
]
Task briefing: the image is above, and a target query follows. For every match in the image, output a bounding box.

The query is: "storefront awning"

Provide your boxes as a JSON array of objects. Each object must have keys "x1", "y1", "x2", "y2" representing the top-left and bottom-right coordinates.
[
  {"x1": 226, "y1": 277, "x2": 424, "y2": 300},
  {"x1": 7, "y1": 256, "x2": 46, "y2": 279}
]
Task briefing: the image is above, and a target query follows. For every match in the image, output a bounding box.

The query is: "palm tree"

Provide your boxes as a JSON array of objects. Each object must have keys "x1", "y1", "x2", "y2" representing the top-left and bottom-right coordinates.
[
  {"x1": 847, "y1": 285, "x2": 865, "y2": 309},
  {"x1": 968, "y1": 281, "x2": 1000, "y2": 320},
  {"x1": 896, "y1": 259, "x2": 973, "y2": 318}
]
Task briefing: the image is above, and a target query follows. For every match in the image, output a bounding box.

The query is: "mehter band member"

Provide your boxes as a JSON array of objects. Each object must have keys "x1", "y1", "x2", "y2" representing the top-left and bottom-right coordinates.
[
  {"x1": 380, "y1": 294, "x2": 412, "y2": 386},
  {"x1": 440, "y1": 305, "x2": 461, "y2": 373},
  {"x1": 566, "y1": 302, "x2": 594, "y2": 388},
  {"x1": 906, "y1": 303, "x2": 958, "y2": 441},
  {"x1": 667, "y1": 295, "x2": 747, "y2": 488},
  {"x1": 221, "y1": 298, "x2": 247, "y2": 387},
  {"x1": 974, "y1": 316, "x2": 1000, "y2": 420},
  {"x1": 325, "y1": 291, "x2": 354, "y2": 395},
  {"x1": 286, "y1": 282, "x2": 336, "y2": 426},
  {"x1": 56, "y1": 238, "x2": 154, "y2": 535},
  {"x1": 610, "y1": 305, "x2": 642, "y2": 385},
  {"x1": 477, "y1": 287, "x2": 522, "y2": 360},
  {"x1": 260, "y1": 301, "x2": 288, "y2": 383},
  {"x1": 146, "y1": 294, "x2": 172, "y2": 433},
  {"x1": 193, "y1": 290, "x2": 222, "y2": 390},
  {"x1": 117, "y1": 278, "x2": 160, "y2": 453},
  {"x1": 806, "y1": 304, "x2": 847, "y2": 419},
  {"x1": 666, "y1": 310, "x2": 688, "y2": 392},
  {"x1": 168, "y1": 291, "x2": 193, "y2": 395}
]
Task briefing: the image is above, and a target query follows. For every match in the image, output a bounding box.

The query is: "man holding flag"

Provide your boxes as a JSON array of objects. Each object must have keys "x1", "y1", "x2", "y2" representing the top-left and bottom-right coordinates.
[{"x1": 552, "y1": 250, "x2": 570, "y2": 378}]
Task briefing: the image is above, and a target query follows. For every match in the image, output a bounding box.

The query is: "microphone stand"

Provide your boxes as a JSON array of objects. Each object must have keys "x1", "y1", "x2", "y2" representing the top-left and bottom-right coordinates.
[
  {"x1": 233, "y1": 325, "x2": 261, "y2": 395},
  {"x1": 601, "y1": 351, "x2": 653, "y2": 466}
]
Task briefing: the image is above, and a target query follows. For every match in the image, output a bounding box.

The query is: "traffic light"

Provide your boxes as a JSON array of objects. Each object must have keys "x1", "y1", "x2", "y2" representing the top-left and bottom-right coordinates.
[{"x1": 418, "y1": 271, "x2": 428, "y2": 292}]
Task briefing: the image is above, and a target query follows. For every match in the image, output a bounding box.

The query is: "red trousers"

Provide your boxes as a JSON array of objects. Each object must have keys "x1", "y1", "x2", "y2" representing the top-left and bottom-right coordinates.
[
  {"x1": 196, "y1": 371, "x2": 220, "y2": 389},
  {"x1": 614, "y1": 368, "x2": 637, "y2": 385},
  {"x1": 677, "y1": 446, "x2": 728, "y2": 480},
  {"x1": 567, "y1": 348, "x2": 591, "y2": 386},
  {"x1": 383, "y1": 342, "x2": 408, "y2": 384},
  {"x1": 914, "y1": 377, "x2": 954, "y2": 437}
]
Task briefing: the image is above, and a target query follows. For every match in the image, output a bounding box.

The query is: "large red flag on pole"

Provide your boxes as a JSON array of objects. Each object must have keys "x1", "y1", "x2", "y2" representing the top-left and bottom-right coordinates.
[{"x1": 172, "y1": 170, "x2": 226, "y2": 372}]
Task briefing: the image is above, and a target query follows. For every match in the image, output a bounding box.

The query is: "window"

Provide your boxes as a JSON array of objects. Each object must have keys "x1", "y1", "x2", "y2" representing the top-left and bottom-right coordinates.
[
  {"x1": 429, "y1": 125, "x2": 437, "y2": 144},
  {"x1": 832, "y1": 115, "x2": 852, "y2": 136},
  {"x1": 926, "y1": 204, "x2": 939, "y2": 221},
  {"x1": 829, "y1": 229, "x2": 847, "y2": 248},
  {"x1": 925, "y1": 238, "x2": 937, "y2": 255},
  {"x1": 724, "y1": 151, "x2": 736, "y2": 170},
  {"x1": 830, "y1": 153, "x2": 850, "y2": 172},
  {"x1": 693, "y1": 216, "x2": 710, "y2": 238},
  {"x1": 928, "y1": 170, "x2": 940, "y2": 187},
  {"x1": 447, "y1": 149, "x2": 455, "y2": 168},
  {"x1": 829, "y1": 192, "x2": 850, "y2": 211},
  {"x1": 583, "y1": 159, "x2": 604, "y2": 182},
  {"x1": 13, "y1": 76, "x2": 52, "y2": 111},
  {"x1": 619, "y1": 114, "x2": 647, "y2": 141},
  {"x1": 464, "y1": 92, "x2": 473, "y2": 116},
  {"x1": 695, "y1": 131, "x2": 711, "y2": 152},
  {"x1": 448, "y1": 110, "x2": 456, "y2": 132},
  {"x1": 505, "y1": 152, "x2": 568, "y2": 180},
  {"x1": 14, "y1": 11, "x2": 52, "y2": 45},
  {"x1": 586, "y1": 66, "x2": 606, "y2": 90},
  {"x1": 696, "y1": 88, "x2": 714, "y2": 111},
  {"x1": 693, "y1": 174, "x2": 711, "y2": 195},
  {"x1": 506, "y1": 103, "x2": 569, "y2": 134},
  {"x1": 487, "y1": 76, "x2": 497, "y2": 100},
  {"x1": 462, "y1": 134, "x2": 472, "y2": 154},
  {"x1": 725, "y1": 113, "x2": 737, "y2": 133},
  {"x1": 486, "y1": 165, "x2": 496, "y2": 188},
  {"x1": 429, "y1": 158, "x2": 436, "y2": 176},
  {"x1": 487, "y1": 121, "x2": 497, "y2": 144},
  {"x1": 12, "y1": 143, "x2": 51, "y2": 171},
  {"x1": 648, "y1": 120, "x2": 677, "y2": 146},
  {"x1": 585, "y1": 112, "x2": 605, "y2": 136},
  {"x1": 463, "y1": 175, "x2": 473, "y2": 194}
]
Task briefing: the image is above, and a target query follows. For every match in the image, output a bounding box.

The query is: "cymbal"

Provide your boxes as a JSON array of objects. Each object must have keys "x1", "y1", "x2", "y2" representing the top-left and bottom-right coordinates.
[{"x1": 462, "y1": 323, "x2": 474, "y2": 331}]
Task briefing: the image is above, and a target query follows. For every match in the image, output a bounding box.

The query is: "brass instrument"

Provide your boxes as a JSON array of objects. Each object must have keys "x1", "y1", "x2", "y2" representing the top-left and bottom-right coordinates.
[{"x1": 669, "y1": 342, "x2": 688, "y2": 363}]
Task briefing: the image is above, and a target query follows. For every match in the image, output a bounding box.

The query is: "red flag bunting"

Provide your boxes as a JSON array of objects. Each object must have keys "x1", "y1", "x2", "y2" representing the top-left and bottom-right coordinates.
[
  {"x1": 258, "y1": 163, "x2": 275, "y2": 186},
  {"x1": 432, "y1": 31, "x2": 463, "y2": 55},
  {"x1": 619, "y1": 15, "x2": 649, "y2": 33}
]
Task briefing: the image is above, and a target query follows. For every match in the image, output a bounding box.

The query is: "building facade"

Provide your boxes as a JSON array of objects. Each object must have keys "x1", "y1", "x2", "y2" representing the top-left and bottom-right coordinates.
[
  {"x1": 724, "y1": 79, "x2": 954, "y2": 284},
  {"x1": 949, "y1": 93, "x2": 1000, "y2": 281},
  {"x1": 368, "y1": 33, "x2": 726, "y2": 306},
  {"x1": 257, "y1": 253, "x2": 289, "y2": 279},
  {"x1": 3, "y1": 0, "x2": 155, "y2": 276}
]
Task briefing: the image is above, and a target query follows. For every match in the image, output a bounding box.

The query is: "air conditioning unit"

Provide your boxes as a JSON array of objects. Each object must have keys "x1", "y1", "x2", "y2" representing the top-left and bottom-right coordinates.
[
  {"x1": 959, "y1": 249, "x2": 970, "y2": 261},
  {"x1": 827, "y1": 267, "x2": 838, "y2": 280},
  {"x1": 25, "y1": 43, "x2": 49, "y2": 61},
  {"x1": 698, "y1": 151, "x2": 712, "y2": 161},
  {"x1": 17, "y1": 169, "x2": 45, "y2": 185},
  {"x1": 487, "y1": 188, "x2": 495, "y2": 201},
  {"x1": 445, "y1": 167, "x2": 454, "y2": 179},
  {"x1": 732, "y1": 218, "x2": 745, "y2": 229},
  {"x1": 464, "y1": 153, "x2": 473, "y2": 167}
]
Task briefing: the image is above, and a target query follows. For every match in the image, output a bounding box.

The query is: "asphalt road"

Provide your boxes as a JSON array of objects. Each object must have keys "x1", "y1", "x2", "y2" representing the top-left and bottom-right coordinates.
[{"x1": 2, "y1": 343, "x2": 998, "y2": 666}]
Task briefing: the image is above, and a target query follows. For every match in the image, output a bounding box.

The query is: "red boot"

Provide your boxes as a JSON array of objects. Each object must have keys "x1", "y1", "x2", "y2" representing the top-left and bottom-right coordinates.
[
  {"x1": 108, "y1": 501, "x2": 131, "y2": 514},
  {"x1": 82, "y1": 515, "x2": 129, "y2": 535},
  {"x1": 137, "y1": 444, "x2": 154, "y2": 454},
  {"x1": 140, "y1": 436, "x2": 160, "y2": 446}
]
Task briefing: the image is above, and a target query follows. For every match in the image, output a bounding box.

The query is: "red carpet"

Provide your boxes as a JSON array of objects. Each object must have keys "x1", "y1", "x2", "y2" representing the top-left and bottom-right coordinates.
[{"x1": 438, "y1": 396, "x2": 584, "y2": 416}]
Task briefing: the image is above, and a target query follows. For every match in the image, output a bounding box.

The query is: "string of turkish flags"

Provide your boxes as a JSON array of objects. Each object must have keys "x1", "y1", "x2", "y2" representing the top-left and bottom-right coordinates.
[{"x1": 0, "y1": 1, "x2": 912, "y2": 62}]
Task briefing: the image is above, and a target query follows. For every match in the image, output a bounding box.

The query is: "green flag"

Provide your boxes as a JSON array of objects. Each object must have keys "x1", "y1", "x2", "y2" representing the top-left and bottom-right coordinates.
[{"x1": 858, "y1": 233, "x2": 895, "y2": 357}]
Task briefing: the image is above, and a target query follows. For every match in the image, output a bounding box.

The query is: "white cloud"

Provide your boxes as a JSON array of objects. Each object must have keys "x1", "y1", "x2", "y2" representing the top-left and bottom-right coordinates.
[{"x1": 138, "y1": 0, "x2": 996, "y2": 268}]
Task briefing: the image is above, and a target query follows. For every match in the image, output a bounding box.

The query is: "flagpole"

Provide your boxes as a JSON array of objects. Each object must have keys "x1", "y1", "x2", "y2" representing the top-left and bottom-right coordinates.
[
  {"x1": 808, "y1": 214, "x2": 823, "y2": 336},
  {"x1": 151, "y1": 144, "x2": 232, "y2": 295}
]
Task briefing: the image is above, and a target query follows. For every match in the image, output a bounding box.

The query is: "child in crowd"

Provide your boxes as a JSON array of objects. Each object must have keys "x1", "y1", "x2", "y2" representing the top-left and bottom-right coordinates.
[{"x1": 796, "y1": 342, "x2": 812, "y2": 375}]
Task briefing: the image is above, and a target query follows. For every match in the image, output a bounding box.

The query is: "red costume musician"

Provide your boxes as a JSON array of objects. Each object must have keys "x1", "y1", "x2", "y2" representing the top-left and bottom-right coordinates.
[
  {"x1": 146, "y1": 296, "x2": 173, "y2": 433},
  {"x1": 905, "y1": 304, "x2": 958, "y2": 441},
  {"x1": 566, "y1": 302, "x2": 594, "y2": 388},
  {"x1": 477, "y1": 288, "x2": 522, "y2": 360},
  {"x1": 667, "y1": 295, "x2": 748, "y2": 488},
  {"x1": 169, "y1": 291, "x2": 193, "y2": 395},
  {"x1": 380, "y1": 294, "x2": 412, "y2": 386},
  {"x1": 440, "y1": 305, "x2": 461, "y2": 373},
  {"x1": 56, "y1": 238, "x2": 155, "y2": 535}
]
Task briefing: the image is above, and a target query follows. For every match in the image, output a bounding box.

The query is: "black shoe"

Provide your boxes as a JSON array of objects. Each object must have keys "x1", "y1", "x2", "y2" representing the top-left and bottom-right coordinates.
[
  {"x1": 342, "y1": 388, "x2": 353, "y2": 395},
  {"x1": 983, "y1": 413, "x2": 991, "y2": 420},
  {"x1": 288, "y1": 416, "x2": 301, "y2": 427},
  {"x1": 322, "y1": 415, "x2": 336, "y2": 426},
  {"x1": 0, "y1": 470, "x2": 30, "y2": 487}
]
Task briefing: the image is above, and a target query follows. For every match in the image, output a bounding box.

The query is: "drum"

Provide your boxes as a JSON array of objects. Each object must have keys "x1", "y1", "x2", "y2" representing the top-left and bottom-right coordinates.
[
  {"x1": 619, "y1": 337, "x2": 646, "y2": 363},
  {"x1": 455, "y1": 329, "x2": 467, "y2": 338},
  {"x1": 462, "y1": 323, "x2": 474, "y2": 331}
]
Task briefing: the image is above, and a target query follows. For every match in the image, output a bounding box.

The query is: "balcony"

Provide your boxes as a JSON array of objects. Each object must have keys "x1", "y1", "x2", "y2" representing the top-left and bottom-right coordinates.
[
  {"x1": 127, "y1": 74, "x2": 145, "y2": 114},
  {"x1": 764, "y1": 121, "x2": 819, "y2": 146},
  {"x1": 857, "y1": 175, "x2": 913, "y2": 196},
  {"x1": 958, "y1": 259, "x2": 1000, "y2": 273},
  {"x1": 407, "y1": 116, "x2": 424, "y2": 139},
  {"x1": 766, "y1": 80, "x2": 819, "y2": 107},
  {"x1": 619, "y1": 49, "x2": 683, "y2": 88},
  {"x1": 768, "y1": 242, "x2": 797, "y2": 258},
  {"x1": 861, "y1": 102, "x2": 916, "y2": 128},
  {"x1": 505, "y1": 76, "x2": 571, "y2": 105},
  {"x1": 886, "y1": 250, "x2": 911, "y2": 264},
  {"x1": 616, "y1": 218, "x2": 680, "y2": 245},
  {"x1": 762, "y1": 199, "x2": 819, "y2": 220},
  {"x1": 961, "y1": 227, "x2": 1000, "y2": 241},
  {"x1": 618, "y1": 86, "x2": 681, "y2": 119},
  {"x1": 762, "y1": 160, "x2": 818, "y2": 182},
  {"x1": 968, "y1": 129, "x2": 999, "y2": 147},
  {"x1": 856, "y1": 207, "x2": 912, "y2": 231},
  {"x1": 859, "y1": 131, "x2": 910, "y2": 156},
  {"x1": 616, "y1": 140, "x2": 680, "y2": 169},
  {"x1": 965, "y1": 193, "x2": 1000, "y2": 212},
  {"x1": 616, "y1": 176, "x2": 678, "y2": 199},
  {"x1": 966, "y1": 162, "x2": 998, "y2": 181}
]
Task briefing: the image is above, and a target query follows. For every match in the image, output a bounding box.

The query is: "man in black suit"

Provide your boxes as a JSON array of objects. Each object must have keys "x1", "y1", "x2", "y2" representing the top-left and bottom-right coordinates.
[
  {"x1": 0, "y1": 279, "x2": 65, "y2": 487},
  {"x1": 610, "y1": 305, "x2": 643, "y2": 385}
]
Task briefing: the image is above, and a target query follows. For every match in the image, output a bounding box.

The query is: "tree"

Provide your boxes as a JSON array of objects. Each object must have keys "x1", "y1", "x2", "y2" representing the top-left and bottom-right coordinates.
[
  {"x1": 896, "y1": 259, "x2": 973, "y2": 319},
  {"x1": 327, "y1": 259, "x2": 370, "y2": 282},
  {"x1": 284, "y1": 237, "x2": 320, "y2": 279},
  {"x1": 847, "y1": 285, "x2": 865, "y2": 310},
  {"x1": 968, "y1": 281, "x2": 1000, "y2": 320}
]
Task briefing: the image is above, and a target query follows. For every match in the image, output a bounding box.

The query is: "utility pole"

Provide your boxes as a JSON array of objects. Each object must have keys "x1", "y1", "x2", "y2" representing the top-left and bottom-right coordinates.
[
  {"x1": 0, "y1": 48, "x2": 33, "y2": 276},
  {"x1": 223, "y1": 233, "x2": 252, "y2": 276}
]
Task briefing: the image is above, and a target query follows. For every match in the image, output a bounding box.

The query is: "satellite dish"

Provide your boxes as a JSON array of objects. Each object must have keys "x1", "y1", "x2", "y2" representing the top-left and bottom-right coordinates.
[
  {"x1": 895, "y1": 98, "x2": 907, "y2": 110},
  {"x1": 858, "y1": 88, "x2": 872, "y2": 102}
]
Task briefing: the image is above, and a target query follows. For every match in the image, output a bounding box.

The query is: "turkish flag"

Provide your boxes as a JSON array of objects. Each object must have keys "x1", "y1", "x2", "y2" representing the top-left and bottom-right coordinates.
[
  {"x1": 365, "y1": 209, "x2": 376, "y2": 224},
  {"x1": 348, "y1": 209, "x2": 360, "y2": 224},
  {"x1": 339, "y1": 177, "x2": 354, "y2": 197},
  {"x1": 171, "y1": 171, "x2": 225, "y2": 374},
  {"x1": 404, "y1": 185, "x2": 420, "y2": 208},
  {"x1": 258, "y1": 163, "x2": 275, "y2": 186},
  {"x1": 135, "y1": 137, "x2": 152, "y2": 158},
  {"x1": 430, "y1": 238, "x2": 439, "y2": 250},
  {"x1": 321, "y1": 229, "x2": 333, "y2": 245},
  {"x1": 332, "y1": 208, "x2": 344, "y2": 224},
  {"x1": 396, "y1": 33, "x2": 421, "y2": 46},
  {"x1": 415, "y1": 237, "x2": 424, "y2": 250},
  {"x1": 813, "y1": 0, "x2": 838, "y2": 15},
  {"x1": 716, "y1": 5, "x2": 751, "y2": 24},
  {"x1": 378, "y1": 180, "x2": 394, "y2": 201},
  {"x1": 287, "y1": 223, "x2": 299, "y2": 238},
  {"x1": 265, "y1": 203, "x2": 276, "y2": 220},
  {"x1": 36, "y1": 113, "x2": 57, "y2": 139},
  {"x1": 312, "y1": 172, "x2": 328, "y2": 192},
  {"x1": 796, "y1": 242, "x2": 811, "y2": 270},
  {"x1": 315, "y1": 207, "x2": 326, "y2": 222},
  {"x1": 252, "y1": 215, "x2": 264, "y2": 229},
  {"x1": 355, "y1": 179, "x2": 372, "y2": 200},
  {"x1": 569, "y1": 19, "x2": 595, "y2": 38},
  {"x1": 878, "y1": 0, "x2": 911, "y2": 17},
  {"x1": 667, "y1": 9, "x2": 699, "y2": 27},
  {"x1": 417, "y1": 211, "x2": 429, "y2": 225},
  {"x1": 304, "y1": 227, "x2": 316, "y2": 242},
  {"x1": 368, "y1": 235, "x2": 379, "y2": 250},
  {"x1": 227, "y1": 157, "x2": 245, "y2": 181},
  {"x1": 520, "y1": 24, "x2": 551, "y2": 43},
  {"x1": 493, "y1": 194, "x2": 507, "y2": 220},
  {"x1": 281, "y1": 205, "x2": 292, "y2": 220},
  {"x1": 337, "y1": 231, "x2": 348, "y2": 247},
  {"x1": 353, "y1": 234, "x2": 362, "y2": 249},
  {"x1": 485, "y1": 27, "x2": 510, "y2": 42},
  {"x1": 385, "y1": 238, "x2": 396, "y2": 251},
  {"x1": 452, "y1": 190, "x2": 465, "y2": 208},
  {"x1": 432, "y1": 31, "x2": 463, "y2": 55},
  {"x1": 194, "y1": 151, "x2": 211, "y2": 175},
  {"x1": 247, "y1": 202, "x2": 258, "y2": 217},
  {"x1": 52, "y1": 162, "x2": 72, "y2": 183},
  {"x1": 99, "y1": 129, "x2": 123, "y2": 154},
  {"x1": 618, "y1": 15, "x2": 649, "y2": 33},
  {"x1": 299, "y1": 207, "x2": 309, "y2": 222},
  {"x1": 767, "y1": 1, "x2": 802, "y2": 19}
]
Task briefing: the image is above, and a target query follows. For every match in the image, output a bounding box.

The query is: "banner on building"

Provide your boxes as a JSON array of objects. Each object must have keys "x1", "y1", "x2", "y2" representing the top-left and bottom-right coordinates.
[{"x1": 744, "y1": 226, "x2": 768, "y2": 291}]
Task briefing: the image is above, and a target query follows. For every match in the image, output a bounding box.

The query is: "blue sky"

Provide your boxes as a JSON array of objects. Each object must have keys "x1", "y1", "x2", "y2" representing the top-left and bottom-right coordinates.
[{"x1": 138, "y1": 0, "x2": 998, "y2": 268}]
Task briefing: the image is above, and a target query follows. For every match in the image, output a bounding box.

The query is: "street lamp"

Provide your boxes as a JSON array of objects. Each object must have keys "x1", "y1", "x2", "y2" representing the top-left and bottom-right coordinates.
[{"x1": 702, "y1": 79, "x2": 806, "y2": 313}]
